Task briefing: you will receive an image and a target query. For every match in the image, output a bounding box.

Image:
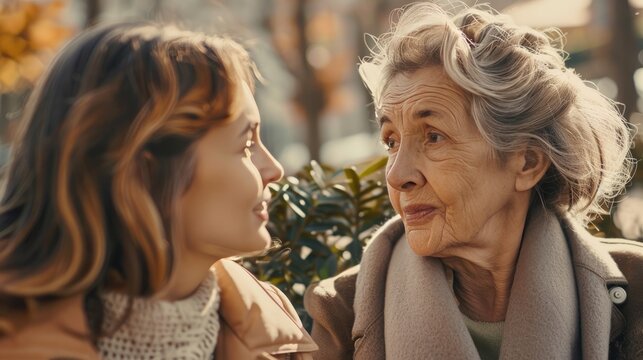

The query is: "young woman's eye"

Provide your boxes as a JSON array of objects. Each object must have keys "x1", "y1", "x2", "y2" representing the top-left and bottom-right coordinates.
[
  {"x1": 243, "y1": 139, "x2": 256, "y2": 157},
  {"x1": 427, "y1": 131, "x2": 445, "y2": 144}
]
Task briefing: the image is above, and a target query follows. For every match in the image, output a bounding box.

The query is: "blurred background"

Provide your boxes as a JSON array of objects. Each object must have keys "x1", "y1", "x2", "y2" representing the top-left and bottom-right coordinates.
[{"x1": 0, "y1": 0, "x2": 642, "y2": 240}]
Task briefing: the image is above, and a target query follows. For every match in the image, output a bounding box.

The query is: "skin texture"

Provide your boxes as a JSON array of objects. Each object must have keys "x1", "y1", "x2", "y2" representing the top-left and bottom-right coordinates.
[
  {"x1": 163, "y1": 83, "x2": 284, "y2": 300},
  {"x1": 379, "y1": 66, "x2": 549, "y2": 321}
]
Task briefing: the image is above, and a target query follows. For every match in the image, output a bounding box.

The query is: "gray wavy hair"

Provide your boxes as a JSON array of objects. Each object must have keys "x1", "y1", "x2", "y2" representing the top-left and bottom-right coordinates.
[{"x1": 360, "y1": 1, "x2": 635, "y2": 225}]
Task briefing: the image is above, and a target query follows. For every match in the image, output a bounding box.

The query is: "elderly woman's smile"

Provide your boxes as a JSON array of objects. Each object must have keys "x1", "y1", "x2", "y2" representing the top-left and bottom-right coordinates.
[
  {"x1": 401, "y1": 204, "x2": 438, "y2": 225},
  {"x1": 380, "y1": 66, "x2": 533, "y2": 260}
]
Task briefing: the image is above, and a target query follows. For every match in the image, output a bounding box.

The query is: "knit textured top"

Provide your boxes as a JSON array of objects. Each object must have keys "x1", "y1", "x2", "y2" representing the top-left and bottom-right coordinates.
[{"x1": 97, "y1": 269, "x2": 220, "y2": 359}]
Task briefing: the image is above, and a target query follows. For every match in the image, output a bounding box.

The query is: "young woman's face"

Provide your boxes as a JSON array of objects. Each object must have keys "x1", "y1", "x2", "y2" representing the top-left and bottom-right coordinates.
[{"x1": 179, "y1": 83, "x2": 284, "y2": 261}]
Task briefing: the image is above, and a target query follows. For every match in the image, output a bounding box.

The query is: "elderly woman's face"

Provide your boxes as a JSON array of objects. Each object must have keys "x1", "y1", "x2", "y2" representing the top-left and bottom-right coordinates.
[{"x1": 379, "y1": 66, "x2": 523, "y2": 257}]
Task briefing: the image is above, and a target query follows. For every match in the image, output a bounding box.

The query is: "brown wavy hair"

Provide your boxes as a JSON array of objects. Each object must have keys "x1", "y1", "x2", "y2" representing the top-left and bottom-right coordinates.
[{"x1": 0, "y1": 22, "x2": 255, "y2": 336}]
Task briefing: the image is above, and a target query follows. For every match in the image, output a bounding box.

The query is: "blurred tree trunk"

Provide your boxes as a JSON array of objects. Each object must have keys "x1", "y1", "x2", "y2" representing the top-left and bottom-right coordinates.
[
  {"x1": 85, "y1": 0, "x2": 101, "y2": 27},
  {"x1": 592, "y1": 0, "x2": 639, "y2": 237},
  {"x1": 295, "y1": 0, "x2": 323, "y2": 161},
  {"x1": 353, "y1": 0, "x2": 388, "y2": 127},
  {"x1": 152, "y1": 0, "x2": 163, "y2": 17},
  {"x1": 609, "y1": 0, "x2": 638, "y2": 119}
]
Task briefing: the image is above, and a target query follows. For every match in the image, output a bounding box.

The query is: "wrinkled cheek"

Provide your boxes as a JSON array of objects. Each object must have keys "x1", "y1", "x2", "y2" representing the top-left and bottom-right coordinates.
[
  {"x1": 427, "y1": 172, "x2": 472, "y2": 214},
  {"x1": 387, "y1": 185, "x2": 402, "y2": 214}
]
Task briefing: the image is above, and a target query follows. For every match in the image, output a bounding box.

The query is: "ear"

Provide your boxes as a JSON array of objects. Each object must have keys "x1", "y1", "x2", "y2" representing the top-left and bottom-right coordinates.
[{"x1": 513, "y1": 148, "x2": 550, "y2": 192}]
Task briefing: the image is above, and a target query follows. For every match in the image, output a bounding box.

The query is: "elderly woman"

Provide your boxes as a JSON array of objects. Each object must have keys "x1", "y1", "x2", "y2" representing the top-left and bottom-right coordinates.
[{"x1": 304, "y1": 3, "x2": 643, "y2": 360}]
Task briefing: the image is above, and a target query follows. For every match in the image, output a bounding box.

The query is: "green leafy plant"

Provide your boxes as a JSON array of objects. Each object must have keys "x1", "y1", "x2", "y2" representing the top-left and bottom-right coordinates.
[{"x1": 239, "y1": 157, "x2": 395, "y2": 330}]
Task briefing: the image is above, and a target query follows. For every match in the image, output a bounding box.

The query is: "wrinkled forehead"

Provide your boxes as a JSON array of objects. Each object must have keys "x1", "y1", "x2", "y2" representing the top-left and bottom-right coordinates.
[{"x1": 376, "y1": 67, "x2": 468, "y2": 117}]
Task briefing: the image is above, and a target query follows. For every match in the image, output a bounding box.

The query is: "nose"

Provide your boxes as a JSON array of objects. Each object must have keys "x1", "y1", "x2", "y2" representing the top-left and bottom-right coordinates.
[
  {"x1": 386, "y1": 145, "x2": 426, "y2": 192},
  {"x1": 256, "y1": 144, "x2": 284, "y2": 187}
]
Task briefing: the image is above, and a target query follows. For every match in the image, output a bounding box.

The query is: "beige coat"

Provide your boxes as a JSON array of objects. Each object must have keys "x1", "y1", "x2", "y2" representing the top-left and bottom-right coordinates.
[
  {"x1": 214, "y1": 259, "x2": 318, "y2": 359},
  {"x1": 304, "y1": 207, "x2": 643, "y2": 359},
  {"x1": 0, "y1": 260, "x2": 318, "y2": 359}
]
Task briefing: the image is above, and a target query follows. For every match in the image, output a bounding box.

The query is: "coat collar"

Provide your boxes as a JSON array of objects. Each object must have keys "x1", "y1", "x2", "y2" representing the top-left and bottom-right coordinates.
[
  {"x1": 214, "y1": 259, "x2": 317, "y2": 357},
  {"x1": 561, "y1": 214, "x2": 627, "y2": 284},
  {"x1": 353, "y1": 207, "x2": 627, "y2": 360}
]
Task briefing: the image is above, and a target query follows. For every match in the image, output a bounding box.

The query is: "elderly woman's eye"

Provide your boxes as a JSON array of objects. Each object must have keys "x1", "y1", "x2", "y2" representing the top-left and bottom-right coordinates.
[
  {"x1": 427, "y1": 132, "x2": 445, "y2": 144},
  {"x1": 381, "y1": 137, "x2": 398, "y2": 151}
]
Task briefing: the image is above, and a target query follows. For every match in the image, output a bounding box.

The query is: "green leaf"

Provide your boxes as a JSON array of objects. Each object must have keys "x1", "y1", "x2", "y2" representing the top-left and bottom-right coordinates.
[
  {"x1": 304, "y1": 223, "x2": 330, "y2": 233},
  {"x1": 346, "y1": 240, "x2": 364, "y2": 264},
  {"x1": 318, "y1": 256, "x2": 338, "y2": 279},
  {"x1": 358, "y1": 183, "x2": 385, "y2": 199},
  {"x1": 359, "y1": 216, "x2": 387, "y2": 235},
  {"x1": 344, "y1": 167, "x2": 361, "y2": 195},
  {"x1": 331, "y1": 184, "x2": 353, "y2": 199},
  {"x1": 308, "y1": 219, "x2": 352, "y2": 235},
  {"x1": 299, "y1": 237, "x2": 332, "y2": 255},
  {"x1": 314, "y1": 202, "x2": 348, "y2": 213},
  {"x1": 358, "y1": 156, "x2": 387, "y2": 178},
  {"x1": 360, "y1": 191, "x2": 387, "y2": 205},
  {"x1": 323, "y1": 256, "x2": 337, "y2": 278},
  {"x1": 309, "y1": 160, "x2": 326, "y2": 189},
  {"x1": 287, "y1": 200, "x2": 307, "y2": 218},
  {"x1": 291, "y1": 186, "x2": 312, "y2": 204}
]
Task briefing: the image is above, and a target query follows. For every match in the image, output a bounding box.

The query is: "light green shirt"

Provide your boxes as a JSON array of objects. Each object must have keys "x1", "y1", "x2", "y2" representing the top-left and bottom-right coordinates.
[{"x1": 462, "y1": 313, "x2": 504, "y2": 360}]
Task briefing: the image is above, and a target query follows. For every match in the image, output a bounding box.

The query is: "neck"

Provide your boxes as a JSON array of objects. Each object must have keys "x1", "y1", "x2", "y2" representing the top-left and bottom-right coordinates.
[
  {"x1": 161, "y1": 252, "x2": 220, "y2": 301},
  {"x1": 441, "y1": 199, "x2": 530, "y2": 322},
  {"x1": 444, "y1": 258, "x2": 516, "y2": 322}
]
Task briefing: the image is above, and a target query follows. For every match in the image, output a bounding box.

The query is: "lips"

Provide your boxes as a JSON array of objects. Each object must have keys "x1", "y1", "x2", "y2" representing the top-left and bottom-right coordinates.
[
  {"x1": 253, "y1": 201, "x2": 267, "y2": 211},
  {"x1": 253, "y1": 200, "x2": 269, "y2": 222},
  {"x1": 402, "y1": 204, "x2": 437, "y2": 225},
  {"x1": 253, "y1": 189, "x2": 273, "y2": 222}
]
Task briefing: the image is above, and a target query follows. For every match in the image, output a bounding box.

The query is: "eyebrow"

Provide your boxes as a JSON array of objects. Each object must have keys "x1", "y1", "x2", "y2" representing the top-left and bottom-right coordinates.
[
  {"x1": 377, "y1": 109, "x2": 433, "y2": 128},
  {"x1": 415, "y1": 109, "x2": 433, "y2": 118},
  {"x1": 377, "y1": 115, "x2": 391, "y2": 128}
]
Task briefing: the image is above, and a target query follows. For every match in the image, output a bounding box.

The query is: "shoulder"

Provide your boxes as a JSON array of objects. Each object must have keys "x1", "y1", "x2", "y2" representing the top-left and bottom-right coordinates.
[
  {"x1": 0, "y1": 296, "x2": 99, "y2": 359},
  {"x1": 597, "y1": 237, "x2": 643, "y2": 297},
  {"x1": 214, "y1": 259, "x2": 317, "y2": 357},
  {"x1": 599, "y1": 237, "x2": 643, "y2": 256},
  {"x1": 599, "y1": 238, "x2": 643, "y2": 356},
  {"x1": 303, "y1": 265, "x2": 360, "y2": 360},
  {"x1": 214, "y1": 259, "x2": 300, "y2": 323},
  {"x1": 304, "y1": 264, "x2": 360, "y2": 317},
  {"x1": 598, "y1": 238, "x2": 643, "y2": 281}
]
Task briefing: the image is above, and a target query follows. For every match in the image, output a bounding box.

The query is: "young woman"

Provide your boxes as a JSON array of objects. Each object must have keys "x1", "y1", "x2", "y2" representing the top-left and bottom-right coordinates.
[{"x1": 0, "y1": 23, "x2": 317, "y2": 359}]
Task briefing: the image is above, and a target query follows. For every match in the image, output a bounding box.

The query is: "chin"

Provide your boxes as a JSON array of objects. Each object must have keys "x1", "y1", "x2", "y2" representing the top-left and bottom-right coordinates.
[
  {"x1": 406, "y1": 229, "x2": 442, "y2": 257},
  {"x1": 249, "y1": 227, "x2": 273, "y2": 251}
]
